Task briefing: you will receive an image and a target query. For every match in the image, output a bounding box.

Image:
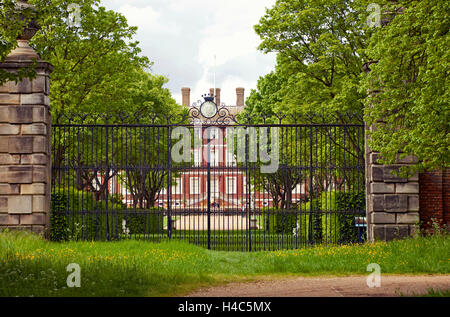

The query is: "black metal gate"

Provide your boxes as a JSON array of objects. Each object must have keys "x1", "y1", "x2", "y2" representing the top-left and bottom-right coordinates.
[{"x1": 51, "y1": 110, "x2": 366, "y2": 251}]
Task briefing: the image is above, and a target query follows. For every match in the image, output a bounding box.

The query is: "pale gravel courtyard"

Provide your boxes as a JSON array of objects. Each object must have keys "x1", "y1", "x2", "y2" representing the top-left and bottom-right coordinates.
[{"x1": 166, "y1": 215, "x2": 261, "y2": 231}]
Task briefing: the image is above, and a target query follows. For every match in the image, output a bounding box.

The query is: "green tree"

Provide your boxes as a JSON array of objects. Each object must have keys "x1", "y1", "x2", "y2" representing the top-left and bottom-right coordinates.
[
  {"x1": 255, "y1": 0, "x2": 372, "y2": 116},
  {"x1": 30, "y1": 0, "x2": 150, "y2": 116},
  {"x1": 28, "y1": 1, "x2": 188, "y2": 205},
  {"x1": 362, "y1": 0, "x2": 450, "y2": 173}
]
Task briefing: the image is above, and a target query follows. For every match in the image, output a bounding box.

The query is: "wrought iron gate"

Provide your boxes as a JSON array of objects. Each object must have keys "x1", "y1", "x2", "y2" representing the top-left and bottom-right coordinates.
[{"x1": 51, "y1": 110, "x2": 366, "y2": 251}]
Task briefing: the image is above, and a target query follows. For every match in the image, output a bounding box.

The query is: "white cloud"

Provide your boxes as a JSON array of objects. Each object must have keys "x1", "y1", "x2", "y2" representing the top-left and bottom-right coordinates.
[
  {"x1": 100, "y1": 0, "x2": 276, "y2": 106},
  {"x1": 117, "y1": 4, "x2": 180, "y2": 35}
]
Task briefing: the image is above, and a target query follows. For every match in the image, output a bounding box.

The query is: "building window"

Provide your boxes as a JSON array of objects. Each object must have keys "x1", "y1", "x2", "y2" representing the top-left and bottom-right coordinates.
[
  {"x1": 295, "y1": 183, "x2": 305, "y2": 194},
  {"x1": 210, "y1": 149, "x2": 220, "y2": 166},
  {"x1": 226, "y1": 148, "x2": 237, "y2": 166},
  {"x1": 243, "y1": 177, "x2": 254, "y2": 194},
  {"x1": 171, "y1": 178, "x2": 183, "y2": 194},
  {"x1": 226, "y1": 177, "x2": 237, "y2": 194},
  {"x1": 190, "y1": 177, "x2": 200, "y2": 195},
  {"x1": 211, "y1": 177, "x2": 220, "y2": 194}
]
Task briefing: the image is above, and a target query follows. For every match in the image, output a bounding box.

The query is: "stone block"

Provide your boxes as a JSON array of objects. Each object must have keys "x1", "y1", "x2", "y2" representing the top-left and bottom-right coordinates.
[
  {"x1": 32, "y1": 107, "x2": 46, "y2": 123},
  {"x1": 383, "y1": 166, "x2": 408, "y2": 183},
  {"x1": 0, "y1": 154, "x2": 20, "y2": 164},
  {"x1": 0, "y1": 197, "x2": 7, "y2": 212},
  {"x1": 8, "y1": 136, "x2": 33, "y2": 154},
  {"x1": 407, "y1": 195, "x2": 419, "y2": 211},
  {"x1": 21, "y1": 183, "x2": 45, "y2": 195},
  {"x1": 396, "y1": 183, "x2": 419, "y2": 194},
  {"x1": 21, "y1": 93, "x2": 46, "y2": 105},
  {"x1": 0, "y1": 94, "x2": 20, "y2": 105},
  {"x1": 0, "y1": 214, "x2": 20, "y2": 225},
  {"x1": 385, "y1": 225, "x2": 410, "y2": 240},
  {"x1": 9, "y1": 79, "x2": 32, "y2": 94},
  {"x1": 31, "y1": 76, "x2": 46, "y2": 93},
  {"x1": 4, "y1": 107, "x2": 33, "y2": 124},
  {"x1": 32, "y1": 154, "x2": 47, "y2": 165},
  {"x1": 396, "y1": 212, "x2": 420, "y2": 224},
  {"x1": 0, "y1": 137, "x2": 7, "y2": 152},
  {"x1": 372, "y1": 225, "x2": 386, "y2": 241},
  {"x1": 20, "y1": 213, "x2": 45, "y2": 225},
  {"x1": 0, "y1": 184, "x2": 20, "y2": 195},
  {"x1": 21, "y1": 154, "x2": 47, "y2": 165},
  {"x1": 371, "y1": 212, "x2": 396, "y2": 224},
  {"x1": 21, "y1": 123, "x2": 46, "y2": 135},
  {"x1": 0, "y1": 166, "x2": 33, "y2": 184},
  {"x1": 0, "y1": 82, "x2": 10, "y2": 93},
  {"x1": 372, "y1": 195, "x2": 385, "y2": 211},
  {"x1": 370, "y1": 183, "x2": 395, "y2": 194},
  {"x1": 7, "y1": 195, "x2": 32, "y2": 214},
  {"x1": 33, "y1": 136, "x2": 48, "y2": 153},
  {"x1": 20, "y1": 155, "x2": 32, "y2": 165},
  {"x1": 371, "y1": 166, "x2": 384, "y2": 182},
  {"x1": 32, "y1": 196, "x2": 45, "y2": 212},
  {"x1": 32, "y1": 166, "x2": 47, "y2": 183},
  {"x1": 0, "y1": 124, "x2": 20, "y2": 135},
  {"x1": 384, "y1": 194, "x2": 408, "y2": 212}
]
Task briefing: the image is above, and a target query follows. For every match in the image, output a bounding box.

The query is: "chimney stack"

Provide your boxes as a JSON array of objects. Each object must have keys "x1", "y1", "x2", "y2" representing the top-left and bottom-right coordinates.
[
  {"x1": 181, "y1": 87, "x2": 190, "y2": 107},
  {"x1": 236, "y1": 87, "x2": 245, "y2": 107},
  {"x1": 215, "y1": 88, "x2": 221, "y2": 106}
]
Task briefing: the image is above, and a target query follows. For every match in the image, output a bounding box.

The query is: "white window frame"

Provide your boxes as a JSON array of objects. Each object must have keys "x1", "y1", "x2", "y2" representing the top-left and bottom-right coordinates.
[
  {"x1": 171, "y1": 178, "x2": 183, "y2": 194},
  {"x1": 226, "y1": 177, "x2": 237, "y2": 194},
  {"x1": 190, "y1": 177, "x2": 200, "y2": 195}
]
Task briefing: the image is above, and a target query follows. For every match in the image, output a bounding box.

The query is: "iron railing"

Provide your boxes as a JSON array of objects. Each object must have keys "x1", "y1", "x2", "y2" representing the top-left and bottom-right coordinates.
[{"x1": 51, "y1": 111, "x2": 366, "y2": 251}]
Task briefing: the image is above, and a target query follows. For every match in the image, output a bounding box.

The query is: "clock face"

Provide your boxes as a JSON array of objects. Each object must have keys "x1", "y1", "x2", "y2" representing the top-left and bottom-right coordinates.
[{"x1": 200, "y1": 101, "x2": 218, "y2": 118}]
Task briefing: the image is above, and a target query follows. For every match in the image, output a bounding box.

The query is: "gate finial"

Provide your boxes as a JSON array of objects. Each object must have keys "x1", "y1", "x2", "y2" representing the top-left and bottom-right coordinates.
[{"x1": 6, "y1": 0, "x2": 41, "y2": 61}]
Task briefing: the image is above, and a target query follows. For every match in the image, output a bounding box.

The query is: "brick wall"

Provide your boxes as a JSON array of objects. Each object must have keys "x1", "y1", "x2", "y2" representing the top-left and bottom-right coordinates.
[{"x1": 419, "y1": 169, "x2": 450, "y2": 230}]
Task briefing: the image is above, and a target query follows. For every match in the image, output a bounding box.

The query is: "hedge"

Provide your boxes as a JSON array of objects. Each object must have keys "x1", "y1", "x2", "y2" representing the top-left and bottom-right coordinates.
[
  {"x1": 297, "y1": 191, "x2": 366, "y2": 244},
  {"x1": 262, "y1": 208, "x2": 298, "y2": 234},
  {"x1": 335, "y1": 191, "x2": 366, "y2": 243},
  {"x1": 50, "y1": 188, "x2": 164, "y2": 241}
]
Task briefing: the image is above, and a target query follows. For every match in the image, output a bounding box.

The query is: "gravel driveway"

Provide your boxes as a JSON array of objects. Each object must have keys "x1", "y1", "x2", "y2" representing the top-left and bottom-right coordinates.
[{"x1": 188, "y1": 275, "x2": 450, "y2": 297}]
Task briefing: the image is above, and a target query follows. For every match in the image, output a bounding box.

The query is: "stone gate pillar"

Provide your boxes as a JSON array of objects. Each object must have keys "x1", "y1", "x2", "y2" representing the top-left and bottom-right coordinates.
[
  {"x1": 0, "y1": 1, "x2": 52, "y2": 236},
  {"x1": 365, "y1": 126, "x2": 420, "y2": 242}
]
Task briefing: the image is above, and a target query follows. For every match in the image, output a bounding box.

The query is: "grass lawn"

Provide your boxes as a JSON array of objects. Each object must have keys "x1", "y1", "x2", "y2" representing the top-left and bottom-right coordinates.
[{"x1": 0, "y1": 230, "x2": 448, "y2": 297}]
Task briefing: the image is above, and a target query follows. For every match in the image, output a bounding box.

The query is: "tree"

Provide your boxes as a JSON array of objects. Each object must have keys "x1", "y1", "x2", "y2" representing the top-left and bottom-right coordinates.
[
  {"x1": 30, "y1": 0, "x2": 150, "y2": 116},
  {"x1": 239, "y1": 69, "x2": 365, "y2": 209},
  {"x1": 254, "y1": 0, "x2": 372, "y2": 116},
  {"x1": 119, "y1": 71, "x2": 188, "y2": 208},
  {"x1": 250, "y1": 0, "x2": 369, "y2": 195},
  {"x1": 29, "y1": 0, "x2": 188, "y2": 205},
  {"x1": 362, "y1": 0, "x2": 450, "y2": 173},
  {"x1": 237, "y1": 71, "x2": 306, "y2": 209}
]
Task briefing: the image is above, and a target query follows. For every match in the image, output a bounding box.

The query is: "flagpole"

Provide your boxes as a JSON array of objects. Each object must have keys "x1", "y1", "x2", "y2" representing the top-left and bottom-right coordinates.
[{"x1": 213, "y1": 54, "x2": 216, "y2": 103}]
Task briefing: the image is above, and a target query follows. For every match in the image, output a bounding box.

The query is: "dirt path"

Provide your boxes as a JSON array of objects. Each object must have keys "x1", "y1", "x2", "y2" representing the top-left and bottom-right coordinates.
[{"x1": 188, "y1": 275, "x2": 450, "y2": 297}]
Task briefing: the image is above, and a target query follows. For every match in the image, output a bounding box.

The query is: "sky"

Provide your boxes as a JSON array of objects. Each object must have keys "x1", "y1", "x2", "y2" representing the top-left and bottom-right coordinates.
[{"x1": 101, "y1": 0, "x2": 277, "y2": 106}]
